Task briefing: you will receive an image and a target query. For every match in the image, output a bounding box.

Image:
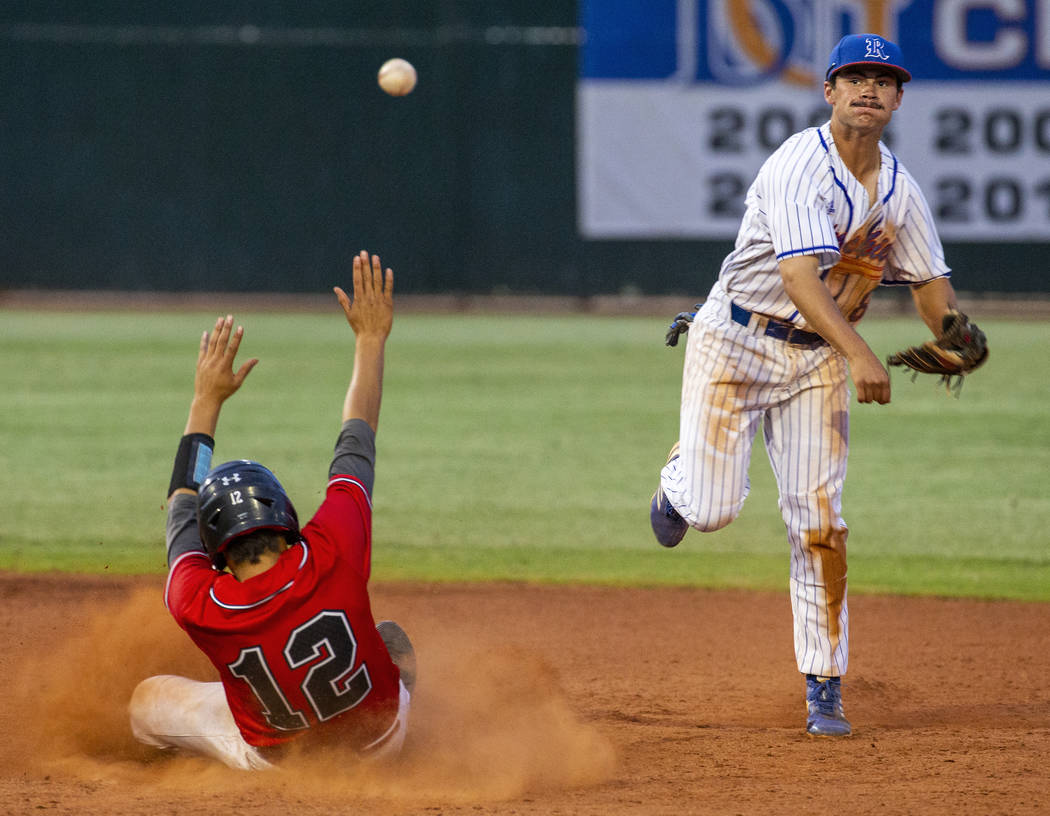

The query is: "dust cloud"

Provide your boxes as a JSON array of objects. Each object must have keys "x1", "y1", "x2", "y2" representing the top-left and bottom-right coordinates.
[{"x1": 11, "y1": 585, "x2": 616, "y2": 806}]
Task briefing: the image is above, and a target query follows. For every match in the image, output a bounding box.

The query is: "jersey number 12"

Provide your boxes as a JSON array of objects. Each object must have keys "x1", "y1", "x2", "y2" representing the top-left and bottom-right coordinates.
[{"x1": 228, "y1": 609, "x2": 373, "y2": 731}]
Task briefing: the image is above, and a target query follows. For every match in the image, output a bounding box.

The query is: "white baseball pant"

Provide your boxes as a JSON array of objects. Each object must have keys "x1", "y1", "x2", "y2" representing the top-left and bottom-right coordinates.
[
  {"x1": 661, "y1": 282, "x2": 850, "y2": 677},
  {"x1": 129, "y1": 674, "x2": 411, "y2": 770}
]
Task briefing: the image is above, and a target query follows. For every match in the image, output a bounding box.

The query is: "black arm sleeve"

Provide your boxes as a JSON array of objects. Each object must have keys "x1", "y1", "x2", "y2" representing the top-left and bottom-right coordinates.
[
  {"x1": 166, "y1": 492, "x2": 206, "y2": 568},
  {"x1": 329, "y1": 418, "x2": 377, "y2": 496}
]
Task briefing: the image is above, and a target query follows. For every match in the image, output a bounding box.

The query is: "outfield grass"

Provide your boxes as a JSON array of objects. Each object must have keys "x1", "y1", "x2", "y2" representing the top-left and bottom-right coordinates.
[{"x1": 2, "y1": 308, "x2": 1048, "y2": 600}]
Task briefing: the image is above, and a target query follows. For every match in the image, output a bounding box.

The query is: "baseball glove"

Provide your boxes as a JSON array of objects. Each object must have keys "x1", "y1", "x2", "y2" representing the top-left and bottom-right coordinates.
[
  {"x1": 665, "y1": 304, "x2": 701, "y2": 347},
  {"x1": 886, "y1": 310, "x2": 988, "y2": 393}
]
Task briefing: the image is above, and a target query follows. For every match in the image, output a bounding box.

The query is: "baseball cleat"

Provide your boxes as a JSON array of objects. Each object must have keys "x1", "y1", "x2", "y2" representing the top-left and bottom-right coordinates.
[
  {"x1": 805, "y1": 675, "x2": 852, "y2": 737},
  {"x1": 377, "y1": 620, "x2": 417, "y2": 695},
  {"x1": 650, "y1": 443, "x2": 688, "y2": 548}
]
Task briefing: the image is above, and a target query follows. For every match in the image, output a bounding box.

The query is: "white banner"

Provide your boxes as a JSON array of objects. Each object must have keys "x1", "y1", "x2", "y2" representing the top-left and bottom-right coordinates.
[
  {"x1": 579, "y1": 82, "x2": 1050, "y2": 240},
  {"x1": 578, "y1": 0, "x2": 1050, "y2": 241}
]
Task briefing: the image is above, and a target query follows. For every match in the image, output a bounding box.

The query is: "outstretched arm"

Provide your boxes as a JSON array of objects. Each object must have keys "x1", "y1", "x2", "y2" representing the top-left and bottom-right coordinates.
[
  {"x1": 168, "y1": 315, "x2": 259, "y2": 500},
  {"x1": 334, "y1": 251, "x2": 395, "y2": 432},
  {"x1": 184, "y1": 314, "x2": 259, "y2": 437}
]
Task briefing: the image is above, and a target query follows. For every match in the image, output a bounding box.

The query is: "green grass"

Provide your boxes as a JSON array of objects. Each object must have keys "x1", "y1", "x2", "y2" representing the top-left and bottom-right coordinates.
[{"x1": 2, "y1": 309, "x2": 1048, "y2": 600}]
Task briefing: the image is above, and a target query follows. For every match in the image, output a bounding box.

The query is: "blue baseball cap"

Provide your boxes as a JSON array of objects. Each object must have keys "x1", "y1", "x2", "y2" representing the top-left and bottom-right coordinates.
[{"x1": 826, "y1": 34, "x2": 911, "y2": 82}]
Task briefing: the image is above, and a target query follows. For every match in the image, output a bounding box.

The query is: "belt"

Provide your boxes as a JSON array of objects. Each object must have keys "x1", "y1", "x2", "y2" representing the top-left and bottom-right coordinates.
[{"x1": 729, "y1": 301, "x2": 826, "y2": 348}]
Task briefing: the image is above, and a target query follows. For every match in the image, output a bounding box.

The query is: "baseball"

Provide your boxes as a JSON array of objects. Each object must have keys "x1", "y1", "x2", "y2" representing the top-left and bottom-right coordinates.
[{"x1": 377, "y1": 58, "x2": 417, "y2": 96}]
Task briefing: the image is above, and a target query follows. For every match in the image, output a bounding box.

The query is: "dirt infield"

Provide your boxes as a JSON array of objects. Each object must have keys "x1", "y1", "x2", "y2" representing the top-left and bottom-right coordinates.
[{"x1": 2, "y1": 573, "x2": 1048, "y2": 815}]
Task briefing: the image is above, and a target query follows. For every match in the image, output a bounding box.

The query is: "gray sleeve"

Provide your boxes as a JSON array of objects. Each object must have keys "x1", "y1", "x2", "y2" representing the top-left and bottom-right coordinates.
[
  {"x1": 166, "y1": 492, "x2": 205, "y2": 568},
  {"x1": 329, "y1": 418, "x2": 377, "y2": 496}
]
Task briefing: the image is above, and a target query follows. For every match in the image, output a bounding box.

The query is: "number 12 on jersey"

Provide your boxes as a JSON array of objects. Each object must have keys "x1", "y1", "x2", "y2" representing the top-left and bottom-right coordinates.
[{"x1": 228, "y1": 610, "x2": 373, "y2": 731}]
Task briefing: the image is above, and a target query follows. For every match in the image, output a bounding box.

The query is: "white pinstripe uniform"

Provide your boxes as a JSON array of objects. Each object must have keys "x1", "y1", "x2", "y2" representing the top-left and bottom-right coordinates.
[{"x1": 661, "y1": 120, "x2": 949, "y2": 677}]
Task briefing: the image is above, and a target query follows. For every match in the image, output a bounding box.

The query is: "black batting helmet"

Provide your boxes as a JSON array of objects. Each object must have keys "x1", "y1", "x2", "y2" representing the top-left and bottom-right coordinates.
[{"x1": 196, "y1": 460, "x2": 299, "y2": 568}]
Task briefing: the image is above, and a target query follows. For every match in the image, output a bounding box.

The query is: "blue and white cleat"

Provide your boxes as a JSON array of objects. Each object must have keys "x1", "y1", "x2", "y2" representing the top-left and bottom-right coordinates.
[
  {"x1": 805, "y1": 675, "x2": 852, "y2": 737},
  {"x1": 650, "y1": 443, "x2": 688, "y2": 548}
]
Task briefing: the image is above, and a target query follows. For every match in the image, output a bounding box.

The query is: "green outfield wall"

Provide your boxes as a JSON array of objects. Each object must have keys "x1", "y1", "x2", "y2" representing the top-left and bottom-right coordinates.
[{"x1": 0, "y1": 3, "x2": 1043, "y2": 295}]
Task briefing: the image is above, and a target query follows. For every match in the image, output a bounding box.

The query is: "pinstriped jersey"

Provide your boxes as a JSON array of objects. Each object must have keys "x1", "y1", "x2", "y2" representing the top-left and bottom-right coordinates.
[{"x1": 719, "y1": 121, "x2": 950, "y2": 329}]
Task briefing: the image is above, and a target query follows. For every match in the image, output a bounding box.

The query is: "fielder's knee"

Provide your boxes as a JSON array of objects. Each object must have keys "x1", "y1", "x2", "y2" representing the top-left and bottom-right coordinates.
[
  {"x1": 676, "y1": 501, "x2": 740, "y2": 533},
  {"x1": 662, "y1": 481, "x2": 742, "y2": 533},
  {"x1": 692, "y1": 507, "x2": 739, "y2": 533}
]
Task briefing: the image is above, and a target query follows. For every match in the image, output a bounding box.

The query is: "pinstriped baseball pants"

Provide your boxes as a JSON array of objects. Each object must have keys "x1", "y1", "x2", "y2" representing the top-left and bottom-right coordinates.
[{"x1": 661, "y1": 282, "x2": 851, "y2": 677}]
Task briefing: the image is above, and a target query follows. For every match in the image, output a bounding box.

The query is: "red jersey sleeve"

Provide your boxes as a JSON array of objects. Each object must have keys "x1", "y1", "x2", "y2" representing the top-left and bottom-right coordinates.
[
  {"x1": 165, "y1": 550, "x2": 218, "y2": 618},
  {"x1": 301, "y1": 474, "x2": 374, "y2": 579}
]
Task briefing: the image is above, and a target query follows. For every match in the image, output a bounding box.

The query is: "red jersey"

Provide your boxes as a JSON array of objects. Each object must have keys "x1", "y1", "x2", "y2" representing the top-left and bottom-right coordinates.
[{"x1": 165, "y1": 473, "x2": 401, "y2": 749}]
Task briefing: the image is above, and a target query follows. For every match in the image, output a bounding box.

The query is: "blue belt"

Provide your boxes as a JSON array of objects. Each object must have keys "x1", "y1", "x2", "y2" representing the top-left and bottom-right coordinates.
[{"x1": 730, "y1": 301, "x2": 825, "y2": 348}]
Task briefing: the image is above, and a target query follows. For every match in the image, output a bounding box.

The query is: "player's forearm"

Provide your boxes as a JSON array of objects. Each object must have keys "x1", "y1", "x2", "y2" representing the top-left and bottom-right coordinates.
[
  {"x1": 168, "y1": 428, "x2": 214, "y2": 501},
  {"x1": 910, "y1": 277, "x2": 958, "y2": 336},
  {"x1": 171, "y1": 396, "x2": 221, "y2": 500},
  {"x1": 342, "y1": 335, "x2": 386, "y2": 431},
  {"x1": 779, "y1": 257, "x2": 873, "y2": 361},
  {"x1": 184, "y1": 395, "x2": 223, "y2": 437}
]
